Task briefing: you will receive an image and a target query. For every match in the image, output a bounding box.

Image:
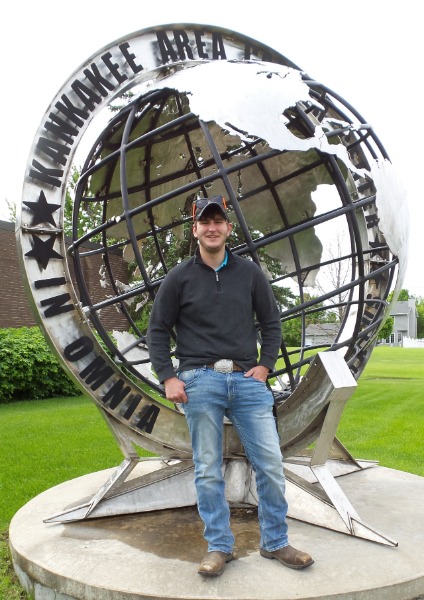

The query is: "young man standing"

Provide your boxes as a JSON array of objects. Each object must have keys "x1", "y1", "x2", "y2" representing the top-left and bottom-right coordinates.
[{"x1": 147, "y1": 196, "x2": 313, "y2": 576}]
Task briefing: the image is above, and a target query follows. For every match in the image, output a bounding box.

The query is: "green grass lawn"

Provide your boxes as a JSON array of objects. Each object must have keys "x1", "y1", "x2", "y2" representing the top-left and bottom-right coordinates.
[
  {"x1": 0, "y1": 346, "x2": 423, "y2": 598},
  {"x1": 337, "y1": 346, "x2": 424, "y2": 476},
  {"x1": 0, "y1": 396, "x2": 132, "y2": 599}
]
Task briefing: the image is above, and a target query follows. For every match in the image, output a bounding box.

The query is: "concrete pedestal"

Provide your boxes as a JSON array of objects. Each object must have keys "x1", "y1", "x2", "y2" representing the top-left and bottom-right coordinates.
[{"x1": 9, "y1": 463, "x2": 424, "y2": 599}]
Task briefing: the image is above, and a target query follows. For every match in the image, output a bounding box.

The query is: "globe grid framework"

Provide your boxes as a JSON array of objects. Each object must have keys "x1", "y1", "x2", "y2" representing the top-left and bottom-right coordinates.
[{"x1": 17, "y1": 24, "x2": 407, "y2": 461}]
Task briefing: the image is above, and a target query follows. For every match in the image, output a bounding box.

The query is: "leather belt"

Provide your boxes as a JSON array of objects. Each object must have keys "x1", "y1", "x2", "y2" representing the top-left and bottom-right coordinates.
[{"x1": 207, "y1": 359, "x2": 244, "y2": 373}]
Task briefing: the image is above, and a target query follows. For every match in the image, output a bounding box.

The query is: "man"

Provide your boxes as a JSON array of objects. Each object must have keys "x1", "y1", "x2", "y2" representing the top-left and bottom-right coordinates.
[{"x1": 147, "y1": 195, "x2": 313, "y2": 576}]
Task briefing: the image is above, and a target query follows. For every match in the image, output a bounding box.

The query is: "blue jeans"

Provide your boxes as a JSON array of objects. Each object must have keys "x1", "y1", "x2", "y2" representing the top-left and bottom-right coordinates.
[{"x1": 179, "y1": 367, "x2": 289, "y2": 554}]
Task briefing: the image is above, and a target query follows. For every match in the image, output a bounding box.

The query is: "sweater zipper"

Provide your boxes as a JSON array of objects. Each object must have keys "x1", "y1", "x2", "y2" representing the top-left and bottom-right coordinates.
[{"x1": 215, "y1": 270, "x2": 221, "y2": 292}]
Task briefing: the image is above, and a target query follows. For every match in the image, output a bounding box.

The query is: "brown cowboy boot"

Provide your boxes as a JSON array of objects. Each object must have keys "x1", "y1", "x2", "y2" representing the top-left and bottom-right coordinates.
[
  {"x1": 198, "y1": 551, "x2": 235, "y2": 576},
  {"x1": 260, "y1": 545, "x2": 314, "y2": 569}
]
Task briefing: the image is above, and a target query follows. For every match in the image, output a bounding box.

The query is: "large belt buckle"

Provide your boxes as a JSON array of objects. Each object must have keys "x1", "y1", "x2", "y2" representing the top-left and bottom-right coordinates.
[{"x1": 213, "y1": 359, "x2": 233, "y2": 373}]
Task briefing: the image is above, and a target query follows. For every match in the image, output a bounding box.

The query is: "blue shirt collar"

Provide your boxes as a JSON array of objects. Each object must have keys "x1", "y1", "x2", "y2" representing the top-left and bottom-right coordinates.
[{"x1": 216, "y1": 250, "x2": 228, "y2": 271}]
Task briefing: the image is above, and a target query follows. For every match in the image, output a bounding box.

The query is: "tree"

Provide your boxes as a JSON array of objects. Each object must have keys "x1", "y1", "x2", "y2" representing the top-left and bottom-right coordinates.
[
  {"x1": 397, "y1": 289, "x2": 410, "y2": 301},
  {"x1": 6, "y1": 199, "x2": 16, "y2": 222},
  {"x1": 314, "y1": 232, "x2": 351, "y2": 322},
  {"x1": 64, "y1": 165, "x2": 105, "y2": 241},
  {"x1": 388, "y1": 288, "x2": 409, "y2": 302},
  {"x1": 282, "y1": 293, "x2": 337, "y2": 347},
  {"x1": 378, "y1": 316, "x2": 394, "y2": 340},
  {"x1": 414, "y1": 296, "x2": 424, "y2": 338}
]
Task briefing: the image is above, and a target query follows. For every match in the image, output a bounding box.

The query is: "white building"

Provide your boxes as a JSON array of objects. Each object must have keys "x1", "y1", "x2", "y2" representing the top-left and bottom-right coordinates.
[{"x1": 382, "y1": 299, "x2": 418, "y2": 346}]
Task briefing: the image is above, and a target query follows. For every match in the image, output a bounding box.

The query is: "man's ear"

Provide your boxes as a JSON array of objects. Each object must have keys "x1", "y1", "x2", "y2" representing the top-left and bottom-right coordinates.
[{"x1": 192, "y1": 223, "x2": 198, "y2": 238}]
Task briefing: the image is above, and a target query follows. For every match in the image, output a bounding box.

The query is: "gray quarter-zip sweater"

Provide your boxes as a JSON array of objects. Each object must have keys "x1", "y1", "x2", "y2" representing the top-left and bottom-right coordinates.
[{"x1": 147, "y1": 247, "x2": 282, "y2": 383}]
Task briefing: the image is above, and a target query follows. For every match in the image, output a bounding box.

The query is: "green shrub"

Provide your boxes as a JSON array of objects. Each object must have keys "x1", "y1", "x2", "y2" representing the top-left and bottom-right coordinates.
[{"x1": 0, "y1": 327, "x2": 81, "y2": 403}]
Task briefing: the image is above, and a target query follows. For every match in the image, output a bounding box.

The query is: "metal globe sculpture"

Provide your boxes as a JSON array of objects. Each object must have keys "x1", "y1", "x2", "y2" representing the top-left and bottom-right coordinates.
[
  {"x1": 17, "y1": 25, "x2": 406, "y2": 541},
  {"x1": 72, "y1": 58, "x2": 405, "y2": 414}
]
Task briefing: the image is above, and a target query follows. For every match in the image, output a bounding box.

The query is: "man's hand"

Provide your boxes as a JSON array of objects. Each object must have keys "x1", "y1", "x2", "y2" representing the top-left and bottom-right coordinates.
[
  {"x1": 244, "y1": 365, "x2": 269, "y2": 382},
  {"x1": 164, "y1": 376, "x2": 188, "y2": 404}
]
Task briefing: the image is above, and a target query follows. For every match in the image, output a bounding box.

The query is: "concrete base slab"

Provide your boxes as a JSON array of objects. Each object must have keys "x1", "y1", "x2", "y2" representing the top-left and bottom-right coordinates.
[{"x1": 9, "y1": 463, "x2": 424, "y2": 600}]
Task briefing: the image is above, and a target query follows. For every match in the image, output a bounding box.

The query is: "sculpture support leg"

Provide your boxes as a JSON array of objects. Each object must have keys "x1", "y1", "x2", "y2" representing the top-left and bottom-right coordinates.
[{"x1": 44, "y1": 352, "x2": 397, "y2": 546}]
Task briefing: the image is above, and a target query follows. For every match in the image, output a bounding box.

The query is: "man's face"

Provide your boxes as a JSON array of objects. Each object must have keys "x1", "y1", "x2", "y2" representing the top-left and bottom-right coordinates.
[{"x1": 193, "y1": 210, "x2": 233, "y2": 253}]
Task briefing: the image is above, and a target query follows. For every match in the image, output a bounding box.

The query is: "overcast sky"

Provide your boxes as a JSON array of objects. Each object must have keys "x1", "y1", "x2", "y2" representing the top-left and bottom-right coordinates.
[{"x1": 1, "y1": 0, "x2": 421, "y2": 296}]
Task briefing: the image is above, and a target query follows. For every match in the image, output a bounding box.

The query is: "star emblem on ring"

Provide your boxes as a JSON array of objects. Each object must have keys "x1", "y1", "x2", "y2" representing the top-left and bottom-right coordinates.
[{"x1": 25, "y1": 234, "x2": 63, "y2": 270}]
